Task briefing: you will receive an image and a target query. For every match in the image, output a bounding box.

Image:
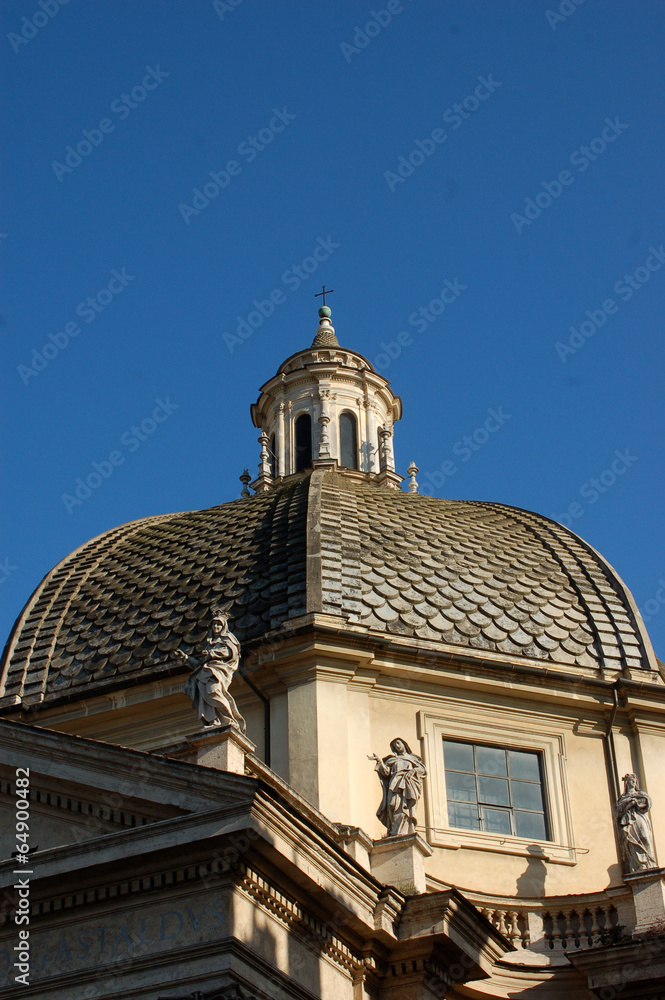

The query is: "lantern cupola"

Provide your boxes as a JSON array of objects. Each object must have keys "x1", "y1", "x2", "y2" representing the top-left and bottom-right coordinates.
[{"x1": 249, "y1": 304, "x2": 403, "y2": 491}]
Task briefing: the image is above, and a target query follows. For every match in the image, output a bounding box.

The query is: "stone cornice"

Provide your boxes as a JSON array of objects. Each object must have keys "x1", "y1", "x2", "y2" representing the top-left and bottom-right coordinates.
[
  {"x1": 6, "y1": 618, "x2": 663, "y2": 739},
  {"x1": 246, "y1": 756, "x2": 367, "y2": 852},
  {"x1": 0, "y1": 719, "x2": 255, "y2": 811},
  {"x1": 0, "y1": 801, "x2": 257, "y2": 901},
  {"x1": 236, "y1": 622, "x2": 665, "y2": 713},
  {"x1": 567, "y1": 935, "x2": 665, "y2": 995},
  {"x1": 0, "y1": 773, "x2": 174, "y2": 830},
  {"x1": 0, "y1": 758, "x2": 391, "y2": 939},
  {"x1": 0, "y1": 810, "x2": 402, "y2": 984},
  {"x1": 239, "y1": 865, "x2": 367, "y2": 975}
]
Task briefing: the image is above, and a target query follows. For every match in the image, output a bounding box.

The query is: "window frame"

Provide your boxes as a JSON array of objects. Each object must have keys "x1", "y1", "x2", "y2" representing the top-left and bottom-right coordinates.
[
  {"x1": 417, "y1": 709, "x2": 577, "y2": 864},
  {"x1": 338, "y1": 410, "x2": 359, "y2": 470},
  {"x1": 293, "y1": 412, "x2": 312, "y2": 473},
  {"x1": 443, "y1": 738, "x2": 549, "y2": 841}
]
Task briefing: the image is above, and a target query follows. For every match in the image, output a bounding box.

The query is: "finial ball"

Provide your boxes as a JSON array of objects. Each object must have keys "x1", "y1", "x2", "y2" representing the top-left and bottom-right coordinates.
[{"x1": 318, "y1": 306, "x2": 331, "y2": 318}]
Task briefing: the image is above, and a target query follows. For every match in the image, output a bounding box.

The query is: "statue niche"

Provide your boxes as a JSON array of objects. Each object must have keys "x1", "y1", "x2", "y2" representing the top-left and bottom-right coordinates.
[{"x1": 174, "y1": 609, "x2": 246, "y2": 733}]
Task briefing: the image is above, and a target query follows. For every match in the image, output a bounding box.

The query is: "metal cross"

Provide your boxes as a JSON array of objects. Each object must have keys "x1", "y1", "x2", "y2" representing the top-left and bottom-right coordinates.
[{"x1": 314, "y1": 285, "x2": 334, "y2": 306}]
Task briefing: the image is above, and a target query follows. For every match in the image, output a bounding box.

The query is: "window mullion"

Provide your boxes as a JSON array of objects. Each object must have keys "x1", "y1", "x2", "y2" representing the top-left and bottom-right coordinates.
[
  {"x1": 473, "y1": 745, "x2": 483, "y2": 830},
  {"x1": 506, "y1": 749, "x2": 517, "y2": 836}
]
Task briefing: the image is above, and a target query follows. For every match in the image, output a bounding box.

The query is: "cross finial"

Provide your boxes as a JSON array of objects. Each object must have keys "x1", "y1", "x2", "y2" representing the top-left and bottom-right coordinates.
[{"x1": 314, "y1": 285, "x2": 334, "y2": 307}]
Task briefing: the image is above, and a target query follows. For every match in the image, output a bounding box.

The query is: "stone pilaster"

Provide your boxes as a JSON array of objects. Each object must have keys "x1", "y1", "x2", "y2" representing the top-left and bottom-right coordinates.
[{"x1": 624, "y1": 866, "x2": 665, "y2": 934}]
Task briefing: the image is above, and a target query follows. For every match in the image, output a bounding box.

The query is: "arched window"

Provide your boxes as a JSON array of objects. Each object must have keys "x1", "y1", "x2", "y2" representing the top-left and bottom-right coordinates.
[
  {"x1": 269, "y1": 434, "x2": 277, "y2": 478},
  {"x1": 339, "y1": 412, "x2": 358, "y2": 470},
  {"x1": 295, "y1": 413, "x2": 312, "y2": 472}
]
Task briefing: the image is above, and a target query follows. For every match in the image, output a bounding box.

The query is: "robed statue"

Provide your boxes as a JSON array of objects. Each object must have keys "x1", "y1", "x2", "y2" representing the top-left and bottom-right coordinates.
[
  {"x1": 369, "y1": 738, "x2": 427, "y2": 837},
  {"x1": 615, "y1": 772, "x2": 657, "y2": 872},
  {"x1": 174, "y1": 609, "x2": 246, "y2": 732}
]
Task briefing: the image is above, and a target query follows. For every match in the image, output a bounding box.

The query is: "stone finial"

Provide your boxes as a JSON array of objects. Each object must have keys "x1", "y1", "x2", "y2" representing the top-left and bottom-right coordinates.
[
  {"x1": 368, "y1": 737, "x2": 427, "y2": 838},
  {"x1": 407, "y1": 462, "x2": 419, "y2": 493},
  {"x1": 616, "y1": 772, "x2": 658, "y2": 872},
  {"x1": 311, "y1": 306, "x2": 339, "y2": 348},
  {"x1": 239, "y1": 469, "x2": 251, "y2": 498}
]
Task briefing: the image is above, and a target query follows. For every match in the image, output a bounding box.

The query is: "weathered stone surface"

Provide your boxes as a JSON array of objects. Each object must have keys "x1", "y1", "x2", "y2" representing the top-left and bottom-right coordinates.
[
  {"x1": 624, "y1": 867, "x2": 665, "y2": 933},
  {"x1": 370, "y1": 833, "x2": 432, "y2": 895}
]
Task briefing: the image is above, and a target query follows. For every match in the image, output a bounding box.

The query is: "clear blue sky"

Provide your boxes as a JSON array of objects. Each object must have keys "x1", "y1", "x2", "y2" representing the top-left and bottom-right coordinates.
[{"x1": 2, "y1": 0, "x2": 664, "y2": 658}]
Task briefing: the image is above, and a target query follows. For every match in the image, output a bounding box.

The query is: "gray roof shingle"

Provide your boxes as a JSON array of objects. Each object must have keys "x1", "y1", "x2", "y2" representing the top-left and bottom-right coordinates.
[{"x1": 0, "y1": 470, "x2": 659, "y2": 709}]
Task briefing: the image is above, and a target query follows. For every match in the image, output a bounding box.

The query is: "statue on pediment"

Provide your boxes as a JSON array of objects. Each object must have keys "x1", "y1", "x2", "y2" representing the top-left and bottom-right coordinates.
[
  {"x1": 616, "y1": 772, "x2": 657, "y2": 872},
  {"x1": 174, "y1": 609, "x2": 246, "y2": 733},
  {"x1": 369, "y1": 738, "x2": 427, "y2": 837}
]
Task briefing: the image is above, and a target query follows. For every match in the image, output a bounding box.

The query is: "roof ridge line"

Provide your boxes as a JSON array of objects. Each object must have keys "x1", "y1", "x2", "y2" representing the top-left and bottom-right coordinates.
[{"x1": 305, "y1": 470, "x2": 324, "y2": 613}]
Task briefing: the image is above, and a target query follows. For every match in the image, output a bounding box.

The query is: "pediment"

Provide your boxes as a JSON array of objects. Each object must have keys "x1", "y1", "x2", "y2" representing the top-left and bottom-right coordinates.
[{"x1": 0, "y1": 720, "x2": 257, "y2": 858}]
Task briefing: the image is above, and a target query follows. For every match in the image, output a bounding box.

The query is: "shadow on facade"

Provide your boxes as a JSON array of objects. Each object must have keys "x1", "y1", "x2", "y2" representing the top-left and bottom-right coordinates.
[
  {"x1": 515, "y1": 845, "x2": 547, "y2": 898},
  {"x1": 287, "y1": 927, "x2": 323, "y2": 1000},
  {"x1": 245, "y1": 904, "x2": 322, "y2": 999},
  {"x1": 606, "y1": 861, "x2": 622, "y2": 885}
]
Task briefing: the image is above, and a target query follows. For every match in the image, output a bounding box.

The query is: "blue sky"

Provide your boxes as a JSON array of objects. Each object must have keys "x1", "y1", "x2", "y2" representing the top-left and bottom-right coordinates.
[{"x1": 2, "y1": 0, "x2": 665, "y2": 658}]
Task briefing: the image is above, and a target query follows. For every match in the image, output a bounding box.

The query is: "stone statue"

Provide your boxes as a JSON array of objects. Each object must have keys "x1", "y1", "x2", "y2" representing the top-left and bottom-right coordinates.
[
  {"x1": 173, "y1": 609, "x2": 246, "y2": 732},
  {"x1": 615, "y1": 773, "x2": 657, "y2": 872},
  {"x1": 369, "y1": 738, "x2": 427, "y2": 837}
]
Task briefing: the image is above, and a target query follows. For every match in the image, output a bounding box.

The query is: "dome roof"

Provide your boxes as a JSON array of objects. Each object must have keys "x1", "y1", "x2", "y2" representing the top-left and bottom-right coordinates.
[{"x1": 1, "y1": 470, "x2": 659, "y2": 712}]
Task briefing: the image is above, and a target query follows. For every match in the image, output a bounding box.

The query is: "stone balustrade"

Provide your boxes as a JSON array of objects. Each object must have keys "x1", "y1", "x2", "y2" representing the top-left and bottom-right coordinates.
[{"x1": 459, "y1": 887, "x2": 634, "y2": 962}]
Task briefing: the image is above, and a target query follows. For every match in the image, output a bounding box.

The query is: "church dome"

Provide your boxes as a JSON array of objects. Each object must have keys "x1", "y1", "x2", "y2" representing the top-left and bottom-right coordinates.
[
  {"x1": 0, "y1": 469, "x2": 659, "y2": 714},
  {"x1": 2, "y1": 304, "x2": 660, "y2": 714}
]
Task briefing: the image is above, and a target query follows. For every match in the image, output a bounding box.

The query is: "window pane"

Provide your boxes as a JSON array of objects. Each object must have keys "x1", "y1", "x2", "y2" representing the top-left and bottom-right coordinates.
[
  {"x1": 443, "y1": 739, "x2": 550, "y2": 842},
  {"x1": 444, "y1": 741, "x2": 474, "y2": 772},
  {"x1": 509, "y1": 750, "x2": 540, "y2": 781},
  {"x1": 512, "y1": 780, "x2": 544, "y2": 811},
  {"x1": 448, "y1": 801, "x2": 480, "y2": 831},
  {"x1": 476, "y1": 746, "x2": 507, "y2": 777},
  {"x1": 482, "y1": 807, "x2": 511, "y2": 834},
  {"x1": 446, "y1": 770, "x2": 477, "y2": 802},
  {"x1": 295, "y1": 414, "x2": 312, "y2": 472},
  {"x1": 339, "y1": 412, "x2": 358, "y2": 470},
  {"x1": 478, "y1": 775, "x2": 510, "y2": 806},
  {"x1": 514, "y1": 810, "x2": 547, "y2": 840}
]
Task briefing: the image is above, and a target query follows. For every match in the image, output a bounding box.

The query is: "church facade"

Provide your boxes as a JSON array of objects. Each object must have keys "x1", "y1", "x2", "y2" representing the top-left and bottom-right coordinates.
[{"x1": 0, "y1": 306, "x2": 664, "y2": 999}]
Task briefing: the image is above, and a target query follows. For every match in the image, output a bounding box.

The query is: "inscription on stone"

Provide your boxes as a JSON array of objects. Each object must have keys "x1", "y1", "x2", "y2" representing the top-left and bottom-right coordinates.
[{"x1": 0, "y1": 892, "x2": 226, "y2": 987}]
